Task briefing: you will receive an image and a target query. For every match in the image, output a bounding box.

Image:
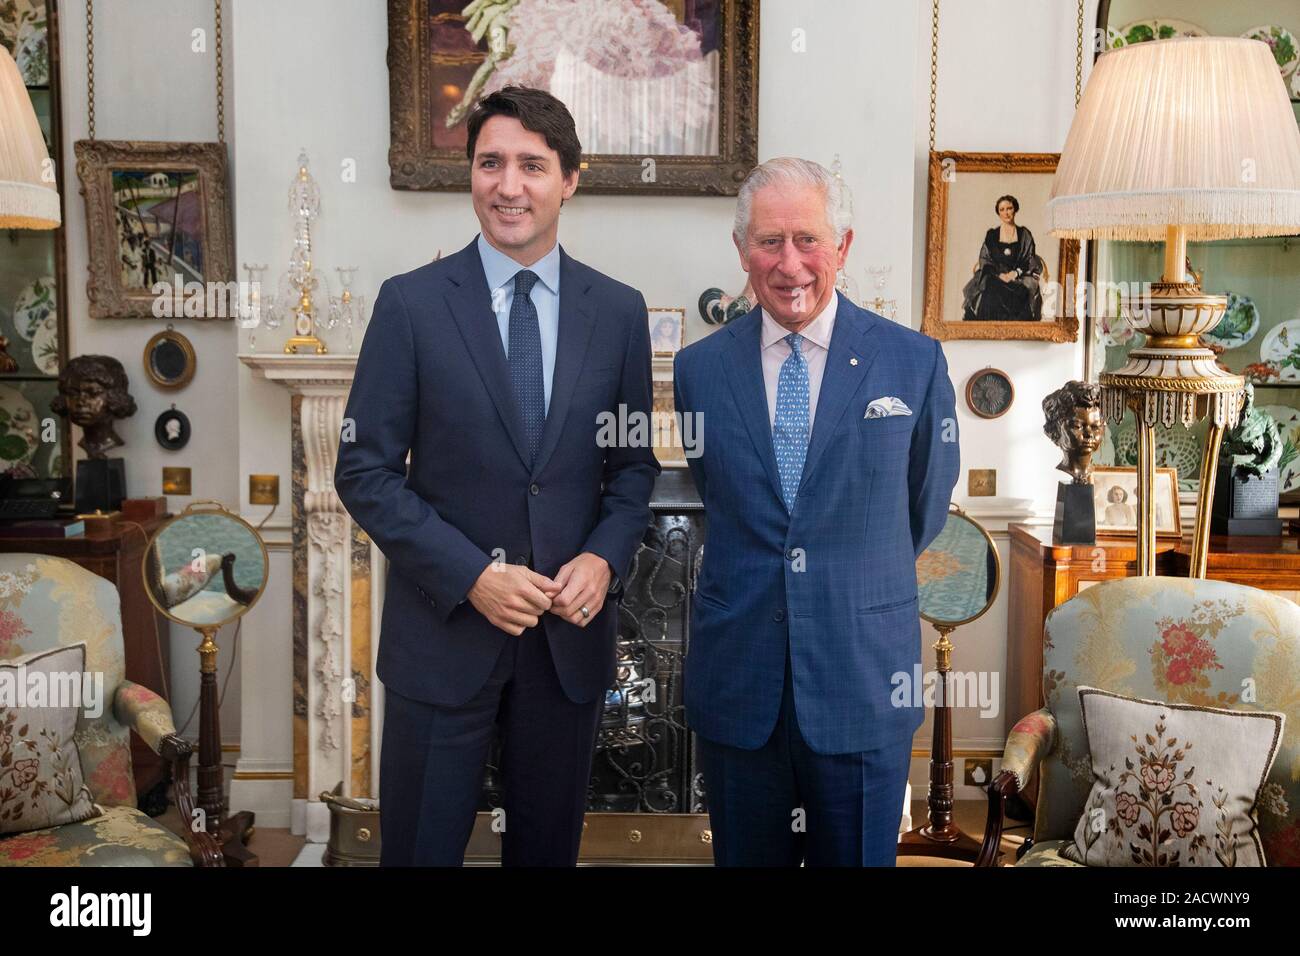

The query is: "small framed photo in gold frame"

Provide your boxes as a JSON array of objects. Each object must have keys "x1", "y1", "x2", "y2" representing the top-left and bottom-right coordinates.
[
  {"x1": 1092, "y1": 466, "x2": 1182, "y2": 538},
  {"x1": 649, "y1": 308, "x2": 686, "y2": 358}
]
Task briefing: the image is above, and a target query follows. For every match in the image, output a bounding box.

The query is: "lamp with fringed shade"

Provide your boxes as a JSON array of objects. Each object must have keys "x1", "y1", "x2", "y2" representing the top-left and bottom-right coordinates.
[
  {"x1": 1047, "y1": 36, "x2": 1300, "y2": 578},
  {"x1": 0, "y1": 44, "x2": 60, "y2": 229}
]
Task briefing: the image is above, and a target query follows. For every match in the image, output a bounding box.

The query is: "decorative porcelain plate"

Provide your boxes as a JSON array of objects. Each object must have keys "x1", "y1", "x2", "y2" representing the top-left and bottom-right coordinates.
[
  {"x1": 1116, "y1": 19, "x2": 1207, "y2": 46},
  {"x1": 1108, "y1": 420, "x2": 1202, "y2": 490},
  {"x1": 1204, "y1": 291, "x2": 1260, "y2": 350},
  {"x1": 1260, "y1": 405, "x2": 1300, "y2": 493},
  {"x1": 1259, "y1": 319, "x2": 1300, "y2": 381},
  {"x1": 1242, "y1": 25, "x2": 1299, "y2": 78},
  {"x1": 0, "y1": 384, "x2": 39, "y2": 472}
]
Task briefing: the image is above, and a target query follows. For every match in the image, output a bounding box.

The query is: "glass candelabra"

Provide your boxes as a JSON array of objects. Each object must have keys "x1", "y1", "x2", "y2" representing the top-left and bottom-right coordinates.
[{"x1": 239, "y1": 151, "x2": 367, "y2": 353}]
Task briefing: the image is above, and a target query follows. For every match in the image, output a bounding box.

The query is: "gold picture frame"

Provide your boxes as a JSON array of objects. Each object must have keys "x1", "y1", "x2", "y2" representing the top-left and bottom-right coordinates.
[
  {"x1": 386, "y1": 0, "x2": 760, "y2": 195},
  {"x1": 74, "y1": 140, "x2": 235, "y2": 319},
  {"x1": 1093, "y1": 465, "x2": 1183, "y2": 539},
  {"x1": 649, "y1": 307, "x2": 686, "y2": 358},
  {"x1": 922, "y1": 151, "x2": 1080, "y2": 343}
]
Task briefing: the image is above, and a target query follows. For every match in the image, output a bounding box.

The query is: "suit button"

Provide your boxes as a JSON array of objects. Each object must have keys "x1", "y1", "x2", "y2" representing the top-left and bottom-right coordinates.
[
  {"x1": 773, "y1": 609, "x2": 785, "y2": 623},
  {"x1": 514, "y1": 555, "x2": 528, "y2": 566},
  {"x1": 529, "y1": 483, "x2": 540, "y2": 495},
  {"x1": 786, "y1": 548, "x2": 798, "y2": 560}
]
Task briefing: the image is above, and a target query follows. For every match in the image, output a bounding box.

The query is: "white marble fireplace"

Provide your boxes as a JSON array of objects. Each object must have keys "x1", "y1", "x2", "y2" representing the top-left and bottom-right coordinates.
[{"x1": 238, "y1": 353, "x2": 380, "y2": 841}]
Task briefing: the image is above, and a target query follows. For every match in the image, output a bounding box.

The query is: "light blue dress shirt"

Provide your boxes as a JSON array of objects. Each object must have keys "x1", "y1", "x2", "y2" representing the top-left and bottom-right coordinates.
[{"x1": 477, "y1": 233, "x2": 561, "y2": 414}]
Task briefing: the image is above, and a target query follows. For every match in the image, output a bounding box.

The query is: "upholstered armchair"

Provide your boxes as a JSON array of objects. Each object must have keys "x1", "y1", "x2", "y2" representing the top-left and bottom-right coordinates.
[
  {"x1": 978, "y1": 575, "x2": 1300, "y2": 867},
  {"x1": 0, "y1": 554, "x2": 221, "y2": 866}
]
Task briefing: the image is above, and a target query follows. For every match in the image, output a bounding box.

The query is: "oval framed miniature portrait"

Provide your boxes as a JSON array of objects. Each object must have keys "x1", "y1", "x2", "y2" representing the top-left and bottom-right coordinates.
[
  {"x1": 154, "y1": 406, "x2": 191, "y2": 450},
  {"x1": 965, "y1": 368, "x2": 1015, "y2": 420}
]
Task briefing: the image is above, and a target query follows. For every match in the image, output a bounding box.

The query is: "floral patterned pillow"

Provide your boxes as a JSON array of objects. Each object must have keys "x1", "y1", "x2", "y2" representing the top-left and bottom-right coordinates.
[
  {"x1": 0, "y1": 644, "x2": 100, "y2": 835},
  {"x1": 1062, "y1": 687, "x2": 1284, "y2": 866}
]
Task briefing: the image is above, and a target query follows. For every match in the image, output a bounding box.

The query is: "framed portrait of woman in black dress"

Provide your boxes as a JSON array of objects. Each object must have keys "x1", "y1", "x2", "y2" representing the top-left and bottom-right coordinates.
[{"x1": 922, "y1": 152, "x2": 1081, "y2": 342}]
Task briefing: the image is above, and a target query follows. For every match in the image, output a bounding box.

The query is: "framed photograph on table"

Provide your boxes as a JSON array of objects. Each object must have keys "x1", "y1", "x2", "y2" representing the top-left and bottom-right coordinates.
[
  {"x1": 921, "y1": 151, "x2": 1080, "y2": 343},
  {"x1": 1093, "y1": 466, "x2": 1183, "y2": 538},
  {"x1": 387, "y1": 0, "x2": 759, "y2": 195},
  {"x1": 649, "y1": 307, "x2": 685, "y2": 357},
  {"x1": 74, "y1": 140, "x2": 234, "y2": 319}
]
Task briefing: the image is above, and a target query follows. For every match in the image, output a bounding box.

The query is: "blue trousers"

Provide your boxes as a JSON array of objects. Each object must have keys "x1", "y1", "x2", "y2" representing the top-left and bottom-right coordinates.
[
  {"x1": 695, "y1": 653, "x2": 913, "y2": 867},
  {"x1": 378, "y1": 626, "x2": 603, "y2": 866}
]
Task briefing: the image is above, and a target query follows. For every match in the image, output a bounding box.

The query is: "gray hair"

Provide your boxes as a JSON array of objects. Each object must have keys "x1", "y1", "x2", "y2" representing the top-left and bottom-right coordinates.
[{"x1": 732, "y1": 157, "x2": 852, "y2": 245}]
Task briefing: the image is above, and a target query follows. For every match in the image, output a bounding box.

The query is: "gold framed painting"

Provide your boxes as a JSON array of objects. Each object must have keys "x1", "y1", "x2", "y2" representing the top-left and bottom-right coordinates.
[
  {"x1": 74, "y1": 140, "x2": 235, "y2": 320},
  {"x1": 922, "y1": 151, "x2": 1080, "y2": 343},
  {"x1": 387, "y1": 0, "x2": 759, "y2": 195},
  {"x1": 649, "y1": 307, "x2": 686, "y2": 357},
  {"x1": 1093, "y1": 466, "x2": 1183, "y2": 538}
]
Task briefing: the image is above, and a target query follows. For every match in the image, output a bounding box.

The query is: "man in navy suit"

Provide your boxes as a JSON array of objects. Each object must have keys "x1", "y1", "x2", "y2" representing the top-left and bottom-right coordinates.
[
  {"x1": 335, "y1": 87, "x2": 658, "y2": 866},
  {"x1": 674, "y1": 157, "x2": 960, "y2": 866}
]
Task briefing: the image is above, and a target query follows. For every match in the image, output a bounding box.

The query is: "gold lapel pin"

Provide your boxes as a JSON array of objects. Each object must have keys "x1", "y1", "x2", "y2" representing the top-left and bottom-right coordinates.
[{"x1": 850, "y1": 357, "x2": 859, "y2": 366}]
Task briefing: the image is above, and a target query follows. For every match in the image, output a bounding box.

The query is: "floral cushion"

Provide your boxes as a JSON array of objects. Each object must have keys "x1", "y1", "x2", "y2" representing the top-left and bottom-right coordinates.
[
  {"x1": 0, "y1": 644, "x2": 100, "y2": 835},
  {"x1": 0, "y1": 556, "x2": 136, "y2": 807},
  {"x1": 1061, "y1": 687, "x2": 1284, "y2": 866},
  {"x1": 1033, "y1": 577, "x2": 1300, "y2": 866},
  {"x1": 0, "y1": 804, "x2": 191, "y2": 866}
]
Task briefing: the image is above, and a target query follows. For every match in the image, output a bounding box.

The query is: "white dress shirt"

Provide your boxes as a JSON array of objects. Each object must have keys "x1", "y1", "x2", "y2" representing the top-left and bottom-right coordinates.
[{"x1": 760, "y1": 292, "x2": 838, "y2": 430}]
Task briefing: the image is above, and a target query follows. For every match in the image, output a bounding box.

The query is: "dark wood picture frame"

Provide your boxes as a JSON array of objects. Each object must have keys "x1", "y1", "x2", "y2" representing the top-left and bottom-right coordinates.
[
  {"x1": 965, "y1": 367, "x2": 1015, "y2": 419},
  {"x1": 922, "y1": 151, "x2": 1080, "y2": 343},
  {"x1": 74, "y1": 140, "x2": 234, "y2": 320},
  {"x1": 386, "y1": 0, "x2": 759, "y2": 195}
]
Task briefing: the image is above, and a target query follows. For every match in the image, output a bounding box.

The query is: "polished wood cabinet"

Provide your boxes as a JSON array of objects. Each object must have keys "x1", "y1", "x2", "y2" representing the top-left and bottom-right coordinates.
[{"x1": 1007, "y1": 523, "x2": 1300, "y2": 735}]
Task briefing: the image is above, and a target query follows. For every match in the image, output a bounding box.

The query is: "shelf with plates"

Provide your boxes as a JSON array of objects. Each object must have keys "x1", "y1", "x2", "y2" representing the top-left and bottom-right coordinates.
[{"x1": 0, "y1": 0, "x2": 69, "y2": 482}]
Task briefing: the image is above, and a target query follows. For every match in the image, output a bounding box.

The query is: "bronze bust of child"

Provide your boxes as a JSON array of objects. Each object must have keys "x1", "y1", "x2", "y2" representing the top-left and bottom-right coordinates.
[{"x1": 50, "y1": 355, "x2": 137, "y2": 459}]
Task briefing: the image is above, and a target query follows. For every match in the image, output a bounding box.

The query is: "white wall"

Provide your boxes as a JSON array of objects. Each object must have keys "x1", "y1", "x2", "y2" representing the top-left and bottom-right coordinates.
[{"x1": 57, "y1": 0, "x2": 243, "y2": 747}]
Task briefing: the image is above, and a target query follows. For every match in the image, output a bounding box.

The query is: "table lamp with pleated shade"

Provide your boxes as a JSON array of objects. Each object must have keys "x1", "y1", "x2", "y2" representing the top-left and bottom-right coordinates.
[
  {"x1": 1047, "y1": 36, "x2": 1300, "y2": 578},
  {"x1": 0, "y1": 44, "x2": 60, "y2": 229}
]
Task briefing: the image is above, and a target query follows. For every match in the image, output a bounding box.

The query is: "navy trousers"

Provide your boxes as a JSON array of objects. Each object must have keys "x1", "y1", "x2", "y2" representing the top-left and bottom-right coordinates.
[
  {"x1": 378, "y1": 626, "x2": 603, "y2": 866},
  {"x1": 695, "y1": 652, "x2": 913, "y2": 867}
]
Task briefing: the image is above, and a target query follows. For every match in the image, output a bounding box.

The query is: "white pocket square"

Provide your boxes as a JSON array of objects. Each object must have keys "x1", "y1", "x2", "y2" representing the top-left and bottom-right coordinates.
[{"x1": 864, "y1": 396, "x2": 912, "y2": 419}]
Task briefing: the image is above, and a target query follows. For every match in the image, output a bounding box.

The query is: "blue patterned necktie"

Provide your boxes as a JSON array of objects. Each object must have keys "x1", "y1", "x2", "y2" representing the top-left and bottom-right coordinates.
[
  {"x1": 507, "y1": 269, "x2": 545, "y2": 463},
  {"x1": 773, "y1": 332, "x2": 810, "y2": 509}
]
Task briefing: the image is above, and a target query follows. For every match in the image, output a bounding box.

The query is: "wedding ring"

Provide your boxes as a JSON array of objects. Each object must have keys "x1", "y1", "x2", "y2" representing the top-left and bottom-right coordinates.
[{"x1": 580, "y1": 605, "x2": 590, "y2": 619}]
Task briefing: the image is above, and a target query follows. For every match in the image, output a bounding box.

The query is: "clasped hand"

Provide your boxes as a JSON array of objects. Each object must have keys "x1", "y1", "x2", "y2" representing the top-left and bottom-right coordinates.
[{"x1": 467, "y1": 552, "x2": 611, "y2": 635}]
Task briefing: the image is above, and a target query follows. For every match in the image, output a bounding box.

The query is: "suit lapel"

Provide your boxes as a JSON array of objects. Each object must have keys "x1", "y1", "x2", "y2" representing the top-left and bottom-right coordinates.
[
  {"x1": 532, "y1": 248, "x2": 597, "y2": 476},
  {"x1": 443, "y1": 239, "x2": 532, "y2": 471},
  {"x1": 798, "y1": 295, "x2": 882, "y2": 492},
  {"x1": 722, "y1": 309, "x2": 786, "y2": 511}
]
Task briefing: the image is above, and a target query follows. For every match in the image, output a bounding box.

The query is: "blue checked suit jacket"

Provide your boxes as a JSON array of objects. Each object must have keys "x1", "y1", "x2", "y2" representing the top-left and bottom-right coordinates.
[
  {"x1": 673, "y1": 293, "x2": 960, "y2": 754},
  {"x1": 334, "y1": 238, "x2": 659, "y2": 708}
]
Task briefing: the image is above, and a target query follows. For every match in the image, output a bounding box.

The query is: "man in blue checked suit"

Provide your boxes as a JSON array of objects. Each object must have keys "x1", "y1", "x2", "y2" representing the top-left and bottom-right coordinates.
[
  {"x1": 673, "y1": 157, "x2": 960, "y2": 866},
  {"x1": 335, "y1": 88, "x2": 658, "y2": 866}
]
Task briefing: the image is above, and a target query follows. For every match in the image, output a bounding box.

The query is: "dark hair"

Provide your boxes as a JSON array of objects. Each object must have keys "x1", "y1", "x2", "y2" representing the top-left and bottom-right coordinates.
[
  {"x1": 1041, "y1": 380, "x2": 1101, "y2": 443},
  {"x1": 995, "y1": 194, "x2": 1019, "y2": 214},
  {"x1": 465, "y1": 87, "x2": 582, "y2": 179},
  {"x1": 51, "y1": 355, "x2": 137, "y2": 419}
]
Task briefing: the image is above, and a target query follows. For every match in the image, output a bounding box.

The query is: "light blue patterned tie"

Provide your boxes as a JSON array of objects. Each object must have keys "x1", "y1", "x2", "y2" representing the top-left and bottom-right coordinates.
[
  {"x1": 773, "y1": 332, "x2": 810, "y2": 509},
  {"x1": 508, "y1": 270, "x2": 545, "y2": 463}
]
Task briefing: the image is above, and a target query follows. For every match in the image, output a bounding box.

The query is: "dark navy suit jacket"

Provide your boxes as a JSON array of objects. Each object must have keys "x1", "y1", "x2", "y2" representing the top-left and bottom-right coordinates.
[
  {"x1": 673, "y1": 294, "x2": 960, "y2": 754},
  {"x1": 335, "y1": 238, "x2": 659, "y2": 707}
]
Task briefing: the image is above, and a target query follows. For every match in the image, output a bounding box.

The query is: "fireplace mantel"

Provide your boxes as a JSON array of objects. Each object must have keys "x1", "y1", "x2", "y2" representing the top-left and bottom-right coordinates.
[{"x1": 239, "y1": 352, "x2": 375, "y2": 841}]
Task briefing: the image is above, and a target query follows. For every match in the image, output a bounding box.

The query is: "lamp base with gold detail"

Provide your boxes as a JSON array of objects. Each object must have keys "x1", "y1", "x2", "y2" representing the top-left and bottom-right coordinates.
[{"x1": 1100, "y1": 260, "x2": 1245, "y2": 578}]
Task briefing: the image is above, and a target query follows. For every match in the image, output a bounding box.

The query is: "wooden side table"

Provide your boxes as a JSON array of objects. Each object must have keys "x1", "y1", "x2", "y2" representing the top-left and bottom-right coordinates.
[
  {"x1": 1008, "y1": 523, "x2": 1300, "y2": 734},
  {"x1": 0, "y1": 516, "x2": 171, "y2": 807}
]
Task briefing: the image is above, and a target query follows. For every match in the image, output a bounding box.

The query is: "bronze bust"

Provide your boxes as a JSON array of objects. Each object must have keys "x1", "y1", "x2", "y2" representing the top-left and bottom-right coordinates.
[
  {"x1": 50, "y1": 355, "x2": 138, "y2": 459},
  {"x1": 1042, "y1": 381, "x2": 1104, "y2": 484}
]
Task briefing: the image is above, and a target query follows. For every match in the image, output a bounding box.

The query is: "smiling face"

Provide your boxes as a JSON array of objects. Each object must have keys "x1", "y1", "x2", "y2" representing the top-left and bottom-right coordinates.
[
  {"x1": 470, "y1": 115, "x2": 579, "y2": 265},
  {"x1": 735, "y1": 183, "x2": 852, "y2": 332}
]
